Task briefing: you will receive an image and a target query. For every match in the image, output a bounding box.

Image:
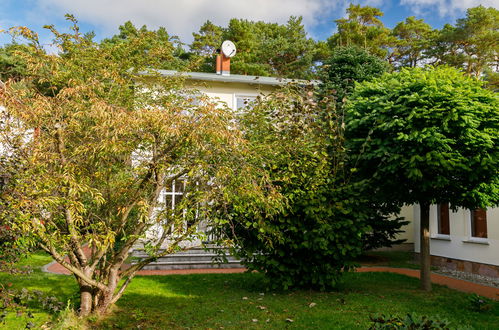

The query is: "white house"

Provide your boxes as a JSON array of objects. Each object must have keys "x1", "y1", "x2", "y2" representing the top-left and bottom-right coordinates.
[
  {"x1": 136, "y1": 48, "x2": 318, "y2": 269},
  {"x1": 413, "y1": 205, "x2": 499, "y2": 277},
  {"x1": 139, "y1": 45, "x2": 497, "y2": 277}
]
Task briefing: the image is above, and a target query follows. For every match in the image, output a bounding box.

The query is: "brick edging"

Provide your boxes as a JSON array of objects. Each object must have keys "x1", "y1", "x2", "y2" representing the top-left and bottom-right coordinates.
[{"x1": 357, "y1": 266, "x2": 499, "y2": 300}]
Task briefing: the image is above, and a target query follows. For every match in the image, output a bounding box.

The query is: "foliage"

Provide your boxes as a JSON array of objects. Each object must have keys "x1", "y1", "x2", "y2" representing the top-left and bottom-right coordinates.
[
  {"x1": 483, "y1": 68, "x2": 499, "y2": 92},
  {"x1": 468, "y1": 294, "x2": 493, "y2": 312},
  {"x1": 327, "y1": 4, "x2": 394, "y2": 59},
  {"x1": 319, "y1": 46, "x2": 389, "y2": 106},
  {"x1": 319, "y1": 46, "x2": 405, "y2": 251},
  {"x1": 0, "y1": 43, "x2": 29, "y2": 81},
  {"x1": 369, "y1": 313, "x2": 450, "y2": 329},
  {"x1": 100, "y1": 20, "x2": 189, "y2": 71},
  {"x1": 362, "y1": 216, "x2": 408, "y2": 251},
  {"x1": 428, "y1": 6, "x2": 499, "y2": 77},
  {"x1": 391, "y1": 17, "x2": 435, "y2": 69},
  {"x1": 189, "y1": 20, "x2": 225, "y2": 73},
  {"x1": 50, "y1": 303, "x2": 87, "y2": 330},
  {"x1": 345, "y1": 66, "x2": 499, "y2": 209},
  {"x1": 0, "y1": 224, "x2": 32, "y2": 274},
  {"x1": 0, "y1": 16, "x2": 281, "y2": 316},
  {"x1": 190, "y1": 17, "x2": 318, "y2": 79},
  {"x1": 0, "y1": 284, "x2": 64, "y2": 329}
]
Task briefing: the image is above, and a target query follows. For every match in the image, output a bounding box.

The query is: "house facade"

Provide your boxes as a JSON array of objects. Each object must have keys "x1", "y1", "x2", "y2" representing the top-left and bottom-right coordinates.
[
  {"x1": 138, "y1": 65, "x2": 318, "y2": 268},
  {"x1": 141, "y1": 52, "x2": 496, "y2": 277},
  {"x1": 412, "y1": 205, "x2": 499, "y2": 277}
]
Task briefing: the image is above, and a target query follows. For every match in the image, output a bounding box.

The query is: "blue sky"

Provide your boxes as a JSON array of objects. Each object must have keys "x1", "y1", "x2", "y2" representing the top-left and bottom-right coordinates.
[{"x1": 1, "y1": 0, "x2": 498, "y2": 48}]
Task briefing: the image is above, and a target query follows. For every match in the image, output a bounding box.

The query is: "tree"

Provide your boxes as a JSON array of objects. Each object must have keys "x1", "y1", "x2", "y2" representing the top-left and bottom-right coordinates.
[
  {"x1": 0, "y1": 43, "x2": 29, "y2": 81},
  {"x1": 190, "y1": 20, "x2": 224, "y2": 73},
  {"x1": 319, "y1": 46, "x2": 389, "y2": 106},
  {"x1": 429, "y1": 6, "x2": 499, "y2": 77},
  {"x1": 0, "y1": 18, "x2": 280, "y2": 315},
  {"x1": 391, "y1": 16, "x2": 435, "y2": 69},
  {"x1": 318, "y1": 47, "x2": 408, "y2": 251},
  {"x1": 327, "y1": 4, "x2": 394, "y2": 59},
  {"x1": 190, "y1": 17, "x2": 318, "y2": 78},
  {"x1": 345, "y1": 66, "x2": 499, "y2": 291},
  {"x1": 100, "y1": 21, "x2": 189, "y2": 71}
]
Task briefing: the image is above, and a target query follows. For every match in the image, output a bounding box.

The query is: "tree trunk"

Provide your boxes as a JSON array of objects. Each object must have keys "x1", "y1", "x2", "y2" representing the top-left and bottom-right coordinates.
[
  {"x1": 79, "y1": 285, "x2": 114, "y2": 316},
  {"x1": 420, "y1": 201, "x2": 431, "y2": 291},
  {"x1": 79, "y1": 284, "x2": 94, "y2": 316},
  {"x1": 77, "y1": 268, "x2": 121, "y2": 316}
]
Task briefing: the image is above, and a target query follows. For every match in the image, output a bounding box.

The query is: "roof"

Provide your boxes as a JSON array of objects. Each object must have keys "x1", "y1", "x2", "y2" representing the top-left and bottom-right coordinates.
[{"x1": 149, "y1": 70, "x2": 318, "y2": 86}]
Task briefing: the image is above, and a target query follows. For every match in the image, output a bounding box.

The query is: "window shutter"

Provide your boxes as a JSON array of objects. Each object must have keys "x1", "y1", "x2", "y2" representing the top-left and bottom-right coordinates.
[
  {"x1": 471, "y1": 208, "x2": 487, "y2": 238},
  {"x1": 437, "y1": 203, "x2": 450, "y2": 235}
]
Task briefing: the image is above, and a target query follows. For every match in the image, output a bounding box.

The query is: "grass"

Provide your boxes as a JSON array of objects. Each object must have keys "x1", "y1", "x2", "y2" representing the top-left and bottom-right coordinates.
[{"x1": 1, "y1": 252, "x2": 499, "y2": 329}]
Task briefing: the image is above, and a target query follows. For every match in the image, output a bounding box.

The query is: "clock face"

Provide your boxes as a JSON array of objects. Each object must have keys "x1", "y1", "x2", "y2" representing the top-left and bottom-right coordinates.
[{"x1": 221, "y1": 40, "x2": 237, "y2": 58}]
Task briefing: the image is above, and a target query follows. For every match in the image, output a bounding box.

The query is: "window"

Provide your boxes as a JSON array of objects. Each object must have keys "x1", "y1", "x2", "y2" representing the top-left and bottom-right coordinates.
[
  {"x1": 437, "y1": 203, "x2": 450, "y2": 235},
  {"x1": 163, "y1": 179, "x2": 184, "y2": 210},
  {"x1": 470, "y1": 208, "x2": 487, "y2": 238},
  {"x1": 161, "y1": 179, "x2": 200, "y2": 229},
  {"x1": 235, "y1": 95, "x2": 257, "y2": 112}
]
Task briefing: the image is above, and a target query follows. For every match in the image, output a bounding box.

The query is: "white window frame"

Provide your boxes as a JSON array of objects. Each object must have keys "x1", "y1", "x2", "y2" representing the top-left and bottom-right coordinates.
[
  {"x1": 161, "y1": 179, "x2": 185, "y2": 211},
  {"x1": 463, "y1": 208, "x2": 489, "y2": 245},
  {"x1": 430, "y1": 204, "x2": 451, "y2": 241},
  {"x1": 233, "y1": 94, "x2": 258, "y2": 112}
]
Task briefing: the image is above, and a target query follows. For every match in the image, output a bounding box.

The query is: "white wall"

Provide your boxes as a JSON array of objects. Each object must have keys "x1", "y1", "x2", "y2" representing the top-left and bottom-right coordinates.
[
  {"x1": 396, "y1": 205, "x2": 415, "y2": 243},
  {"x1": 184, "y1": 81, "x2": 276, "y2": 111},
  {"x1": 413, "y1": 205, "x2": 499, "y2": 266}
]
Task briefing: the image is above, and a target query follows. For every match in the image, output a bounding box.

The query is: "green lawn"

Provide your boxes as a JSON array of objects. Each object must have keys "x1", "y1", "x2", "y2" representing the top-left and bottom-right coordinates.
[{"x1": 1, "y1": 253, "x2": 498, "y2": 329}]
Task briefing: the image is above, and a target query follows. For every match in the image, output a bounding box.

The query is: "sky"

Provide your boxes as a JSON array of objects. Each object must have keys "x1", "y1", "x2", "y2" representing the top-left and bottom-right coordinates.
[{"x1": 0, "y1": 0, "x2": 498, "y2": 48}]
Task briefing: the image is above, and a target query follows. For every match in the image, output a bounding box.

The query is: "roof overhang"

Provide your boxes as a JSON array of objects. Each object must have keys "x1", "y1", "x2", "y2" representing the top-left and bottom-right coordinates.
[{"x1": 142, "y1": 69, "x2": 319, "y2": 87}]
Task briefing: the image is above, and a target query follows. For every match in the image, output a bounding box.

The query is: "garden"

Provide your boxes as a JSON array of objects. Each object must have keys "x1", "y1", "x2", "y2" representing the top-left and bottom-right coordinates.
[
  {"x1": 1, "y1": 4, "x2": 498, "y2": 329},
  {"x1": 2, "y1": 252, "x2": 499, "y2": 329}
]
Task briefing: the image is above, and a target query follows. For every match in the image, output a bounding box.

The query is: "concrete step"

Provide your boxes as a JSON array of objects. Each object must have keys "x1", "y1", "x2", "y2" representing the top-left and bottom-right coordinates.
[
  {"x1": 133, "y1": 247, "x2": 230, "y2": 256},
  {"x1": 132, "y1": 246, "x2": 243, "y2": 270},
  {"x1": 141, "y1": 260, "x2": 243, "y2": 270}
]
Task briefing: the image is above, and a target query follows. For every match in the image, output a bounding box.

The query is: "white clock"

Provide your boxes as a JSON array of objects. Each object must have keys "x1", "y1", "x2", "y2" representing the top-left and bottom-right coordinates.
[{"x1": 221, "y1": 40, "x2": 237, "y2": 58}]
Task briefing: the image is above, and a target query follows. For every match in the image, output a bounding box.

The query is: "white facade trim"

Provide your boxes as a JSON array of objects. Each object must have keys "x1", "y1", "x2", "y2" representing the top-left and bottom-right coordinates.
[{"x1": 413, "y1": 205, "x2": 499, "y2": 267}]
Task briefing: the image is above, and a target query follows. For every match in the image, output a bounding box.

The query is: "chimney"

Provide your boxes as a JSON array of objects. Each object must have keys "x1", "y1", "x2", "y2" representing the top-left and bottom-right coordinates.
[
  {"x1": 216, "y1": 41, "x2": 236, "y2": 76},
  {"x1": 216, "y1": 52, "x2": 231, "y2": 76}
]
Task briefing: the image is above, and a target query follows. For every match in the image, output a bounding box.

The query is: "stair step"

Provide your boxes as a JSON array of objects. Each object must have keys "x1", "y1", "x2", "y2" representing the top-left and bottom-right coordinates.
[
  {"x1": 132, "y1": 245, "x2": 243, "y2": 270},
  {"x1": 142, "y1": 264, "x2": 243, "y2": 270}
]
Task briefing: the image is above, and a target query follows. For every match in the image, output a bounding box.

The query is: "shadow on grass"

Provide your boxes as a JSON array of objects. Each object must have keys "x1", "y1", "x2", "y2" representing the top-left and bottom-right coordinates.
[{"x1": 94, "y1": 271, "x2": 499, "y2": 330}]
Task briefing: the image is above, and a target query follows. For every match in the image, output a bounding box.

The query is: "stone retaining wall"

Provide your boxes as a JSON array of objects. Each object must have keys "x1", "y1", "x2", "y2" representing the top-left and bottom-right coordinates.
[{"x1": 414, "y1": 253, "x2": 499, "y2": 278}]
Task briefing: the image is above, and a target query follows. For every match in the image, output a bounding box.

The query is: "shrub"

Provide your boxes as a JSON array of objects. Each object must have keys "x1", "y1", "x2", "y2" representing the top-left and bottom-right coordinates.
[
  {"x1": 468, "y1": 294, "x2": 493, "y2": 312},
  {"x1": 215, "y1": 86, "x2": 395, "y2": 290},
  {"x1": 369, "y1": 313, "x2": 450, "y2": 329}
]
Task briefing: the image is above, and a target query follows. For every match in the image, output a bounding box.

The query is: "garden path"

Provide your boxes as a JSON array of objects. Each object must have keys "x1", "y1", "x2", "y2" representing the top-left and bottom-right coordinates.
[{"x1": 43, "y1": 261, "x2": 499, "y2": 300}]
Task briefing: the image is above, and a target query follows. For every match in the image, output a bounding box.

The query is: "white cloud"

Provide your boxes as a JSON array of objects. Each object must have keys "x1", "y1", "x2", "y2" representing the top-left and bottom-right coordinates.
[
  {"x1": 401, "y1": 0, "x2": 499, "y2": 17},
  {"x1": 32, "y1": 0, "x2": 351, "y2": 42}
]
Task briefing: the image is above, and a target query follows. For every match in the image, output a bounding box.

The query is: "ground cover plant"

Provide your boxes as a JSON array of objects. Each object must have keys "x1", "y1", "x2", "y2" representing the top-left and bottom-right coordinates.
[{"x1": 2, "y1": 253, "x2": 499, "y2": 329}]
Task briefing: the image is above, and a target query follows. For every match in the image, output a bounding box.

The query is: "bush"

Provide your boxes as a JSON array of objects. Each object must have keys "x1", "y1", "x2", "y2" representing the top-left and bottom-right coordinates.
[
  {"x1": 230, "y1": 182, "x2": 376, "y2": 290},
  {"x1": 0, "y1": 224, "x2": 32, "y2": 274},
  {"x1": 0, "y1": 285, "x2": 65, "y2": 328},
  {"x1": 468, "y1": 294, "x2": 493, "y2": 312},
  {"x1": 369, "y1": 313, "x2": 450, "y2": 329},
  {"x1": 215, "y1": 86, "x2": 397, "y2": 290}
]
